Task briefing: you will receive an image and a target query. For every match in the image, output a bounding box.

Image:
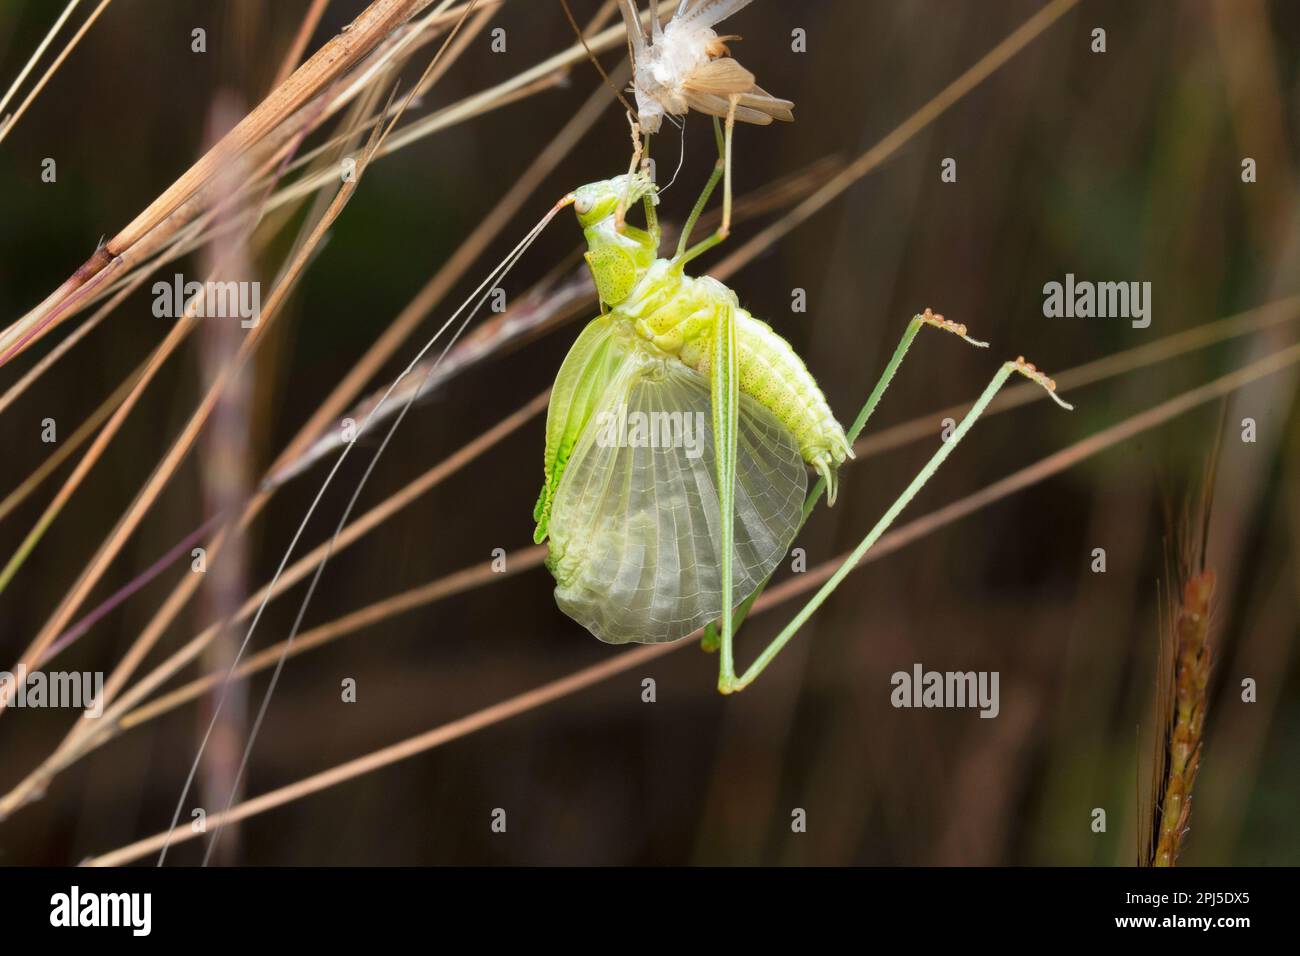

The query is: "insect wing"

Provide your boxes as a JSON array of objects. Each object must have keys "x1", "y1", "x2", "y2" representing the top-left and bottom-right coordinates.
[
  {"x1": 681, "y1": 63, "x2": 795, "y2": 124},
  {"x1": 738, "y1": 85, "x2": 794, "y2": 122},
  {"x1": 682, "y1": 57, "x2": 756, "y2": 94},
  {"x1": 534, "y1": 316, "x2": 632, "y2": 543},
  {"x1": 547, "y1": 358, "x2": 806, "y2": 644}
]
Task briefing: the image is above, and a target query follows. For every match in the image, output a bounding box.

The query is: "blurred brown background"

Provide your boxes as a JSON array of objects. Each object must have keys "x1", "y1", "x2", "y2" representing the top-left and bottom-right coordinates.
[{"x1": 0, "y1": 0, "x2": 1297, "y2": 865}]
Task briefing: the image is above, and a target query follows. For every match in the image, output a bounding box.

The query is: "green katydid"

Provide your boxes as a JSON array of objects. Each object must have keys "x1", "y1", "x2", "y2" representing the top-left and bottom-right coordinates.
[{"x1": 533, "y1": 117, "x2": 1073, "y2": 693}]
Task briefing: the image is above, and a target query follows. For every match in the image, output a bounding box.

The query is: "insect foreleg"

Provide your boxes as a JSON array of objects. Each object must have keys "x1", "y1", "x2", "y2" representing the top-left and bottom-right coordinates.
[
  {"x1": 676, "y1": 117, "x2": 728, "y2": 256},
  {"x1": 722, "y1": 356, "x2": 1072, "y2": 692},
  {"x1": 676, "y1": 96, "x2": 739, "y2": 268}
]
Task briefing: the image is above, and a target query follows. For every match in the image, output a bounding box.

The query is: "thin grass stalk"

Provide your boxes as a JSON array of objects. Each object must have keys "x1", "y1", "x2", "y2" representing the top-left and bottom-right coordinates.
[
  {"x1": 0, "y1": 386, "x2": 550, "y2": 819},
  {"x1": 0, "y1": 0, "x2": 666, "y2": 366},
  {"x1": 0, "y1": 12, "x2": 422, "y2": 363},
  {"x1": 40, "y1": 514, "x2": 227, "y2": 665},
  {"x1": 0, "y1": 0, "x2": 82, "y2": 120},
  {"x1": 0, "y1": 31, "x2": 386, "y2": 420},
  {"x1": 0, "y1": 0, "x2": 111, "y2": 145},
  {"x1": 715, "y1": 0, "x2": 1082, "y2": 279},
  {"x1": 270, "y1": 0, "x2": 333, "y2": 92},
  {"x1": 0, "y1": 316, "x2": 198, "y2": 599},
  {"x1": 0, "y1": 93, "x2": 385, "y2": 720},
  {"x1": 194, "y1": 105, "x2": 262, "y2": 863},
  {"x1": 156, "y1": 9, "x2": 501, "y2": 861},
  {"x1": 0, "y1": 67, "x2": 345, "y2": 607},
  {"x1": 0, "y1": 0, "x2": 453, "y2": 365},
  {"x1": 67, "y1": 0, "x2": 489, "y2": 700},
  {"x1": 4, "y1": 5, "x2": 486, "y2": 807},
  {"x1": 122, "y1": 545, "x2": 549, "y2": 731},
  {"x1": 0, "y1": 364, "x2": 132, "y2": 526}
]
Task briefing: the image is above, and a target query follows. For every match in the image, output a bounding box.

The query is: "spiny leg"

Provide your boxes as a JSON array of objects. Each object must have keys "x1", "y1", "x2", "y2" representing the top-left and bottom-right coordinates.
[
  {"x1": 722, "y1": 356, "x2": 1072, "y2": 692},
  {"x1": 703, "y1": 309, "x2": 988, "y2": 653},
  {"x1": 677, "y1": 95, "x2": 739, "y2": 268}
]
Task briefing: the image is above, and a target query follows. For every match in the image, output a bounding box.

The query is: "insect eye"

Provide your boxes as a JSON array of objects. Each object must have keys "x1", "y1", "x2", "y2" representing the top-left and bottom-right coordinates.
[{"x1": 574, "y1": 195, "x2": 594, "y2": 216}]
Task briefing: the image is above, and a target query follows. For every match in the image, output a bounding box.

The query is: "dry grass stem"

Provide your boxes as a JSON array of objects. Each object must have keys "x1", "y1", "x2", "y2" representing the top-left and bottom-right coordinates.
[
  {"x1": 0, "y1": 0, "x2": 450, "y2": 364},
  {"x1": 0, "y1": 0, "x2": 112, "y2": 146}
]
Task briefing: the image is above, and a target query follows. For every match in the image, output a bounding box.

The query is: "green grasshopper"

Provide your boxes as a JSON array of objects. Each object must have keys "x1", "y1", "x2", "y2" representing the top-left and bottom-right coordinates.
[{"x1": 535, "y1": 118, "x2": 1071, "y2": 693}]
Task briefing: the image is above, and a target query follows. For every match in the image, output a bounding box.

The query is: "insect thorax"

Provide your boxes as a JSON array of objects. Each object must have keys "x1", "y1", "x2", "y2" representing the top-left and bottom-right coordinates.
[
  {"x1": 615, "y1": 260, "x2": 733, "y2": 364},
  {"x1": 582, "y1": 217, "x2": 657, "y2": 308}
]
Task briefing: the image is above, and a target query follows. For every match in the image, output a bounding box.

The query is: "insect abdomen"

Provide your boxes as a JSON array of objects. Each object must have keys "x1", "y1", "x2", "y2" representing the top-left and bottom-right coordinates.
[
  {"x1": 680, "y1": 307, "x2": 852, "y2": 500},
  {"x1": 733, "y1": 311, "x2": 852, "y2": 488},
  {"x1": 624, "y1": 267, "x2": 853, "y2": 500}
]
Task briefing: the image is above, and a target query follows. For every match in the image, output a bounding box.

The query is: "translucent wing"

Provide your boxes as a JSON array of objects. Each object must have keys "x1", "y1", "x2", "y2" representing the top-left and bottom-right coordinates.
[
  {"x1": 534, "y1": 316, "x2": 633, "y2": 543},
  {"x1": 546, "y1": 355, "x2": 806, "y2": 645}
]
